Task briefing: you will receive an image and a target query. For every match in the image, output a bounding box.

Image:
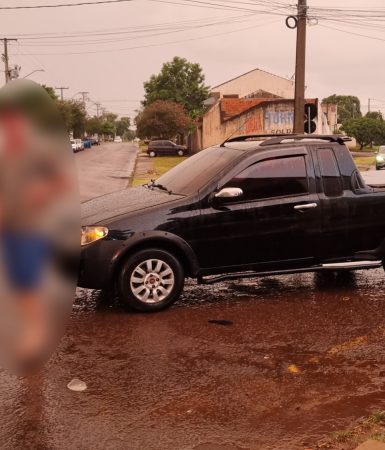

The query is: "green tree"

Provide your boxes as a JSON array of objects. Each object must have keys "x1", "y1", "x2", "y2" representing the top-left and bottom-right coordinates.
[
  {"x1": 322, "y1": 95, "x2": 361, "y2": 123},
  {"x1": 41, "y1": 84, "x2": 58, "y2": 101},
  {"x1": 136, "y1": 100, "x2": 193, "y2": 139},
  {"x1": 99, "y1": 111, "x2": 118, "y2": 137},
  {"x1": 341, "y1": 117, "x2": 385, "y2": 149},
  {"x1": 365, "y1": 111, "x2": 383, "y2": 121},
  {"x1": 115, "y1": 116, "x2": 131, "y2": 137},
  {"x1": 85, "y1": 116, "x2": 104, "y2": 135},
  {"x1": 143, "y1": 56, "x2": 210, "y2": 118},
  {"x1": 56, "y1": 100, "x2": 87, "y2": 138}
]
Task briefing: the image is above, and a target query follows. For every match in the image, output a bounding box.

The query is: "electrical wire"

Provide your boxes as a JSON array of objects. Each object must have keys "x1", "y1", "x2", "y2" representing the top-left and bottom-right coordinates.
[
  {"x1": 14, "y1": 18, "x2": 281, "y2": 56},
  {"x1": 18, "y1": 14, "x2": 259, "y2": 46},
  {"x1": 319, "y1": 24, "x2": 385, "y2": 43},
  {"x1": 0, "y1": 0, "x2": 134, "y2": 10}
]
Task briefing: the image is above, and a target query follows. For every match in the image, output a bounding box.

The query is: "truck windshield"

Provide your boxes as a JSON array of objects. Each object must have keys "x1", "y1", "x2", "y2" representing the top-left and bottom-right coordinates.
[{"x1": 156, "y1": 145, "x2": 244, "y2": 195}]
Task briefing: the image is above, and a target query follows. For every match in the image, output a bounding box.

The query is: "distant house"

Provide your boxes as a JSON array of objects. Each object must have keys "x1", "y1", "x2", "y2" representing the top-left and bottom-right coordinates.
[
  {"x1": 210, "y1": 67, "x2": 295, "y2": 100},
  {"x1": 190, "y1": 68, "x2": 336, "y2": 152}
]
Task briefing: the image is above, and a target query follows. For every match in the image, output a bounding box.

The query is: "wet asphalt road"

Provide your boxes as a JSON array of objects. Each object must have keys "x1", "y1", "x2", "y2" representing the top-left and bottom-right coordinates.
[
  {"x1": 1, "y1": 148, "x2": 384, "y2": 449},
  {"x1": 1, "y1": 268, "x2": 385, "y2": 450},
  {"x1": 75, "y1": 142, "x2": 138, "y2": 202}
]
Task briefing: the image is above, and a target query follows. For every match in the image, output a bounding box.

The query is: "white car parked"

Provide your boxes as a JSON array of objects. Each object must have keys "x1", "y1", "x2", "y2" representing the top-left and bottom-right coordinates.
[
  {"x1": 75, "y1": 139, "x2": 84, "y2": 151},
  {"x1": 70, "y1": 139, "x2": 77, "y2": 152}
]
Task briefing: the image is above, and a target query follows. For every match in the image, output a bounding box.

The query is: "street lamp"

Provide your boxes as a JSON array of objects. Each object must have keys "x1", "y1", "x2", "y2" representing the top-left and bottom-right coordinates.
[{"x1": 22, "y1": 69, "x2": 45, "y2": 79}]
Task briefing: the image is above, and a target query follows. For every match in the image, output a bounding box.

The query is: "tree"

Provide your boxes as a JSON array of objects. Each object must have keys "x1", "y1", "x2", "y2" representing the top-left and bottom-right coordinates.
[
  {"x1": 322, "y1": 95, "x2": 361, "y2": 123},
  {"x1": 41, "y1": 84, "x2": 58, "y2": 101},
  {"x1": 341, "y1": 117, "x2": 385, "y2": 149},
  {"x1": 85, "y1": 114, "x2": 133, "y2": 139},
  {"x1": 115, "y1": 116, "x2": 131, "y2": 137},
  {"x1": 56, "y1": 100, "x2": 87, "y2": 138},
  {"x1": 85, "y1": 116, "x2": 104, "y2": 135},
  {"x1": 365, "y1": 111, "x2": 383, "y2": 121},
  {"x1": 135, "y1": 100, "x2": 193, "y2": 139},
  {"x1": 143, "y1": 56, "x2": 210, "y2": 118}
]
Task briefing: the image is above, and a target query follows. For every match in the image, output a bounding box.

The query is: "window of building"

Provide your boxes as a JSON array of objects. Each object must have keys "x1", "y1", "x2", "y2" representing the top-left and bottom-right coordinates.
[{"x1": 224, "y1": 155, "x2": 308, "y2": 201}]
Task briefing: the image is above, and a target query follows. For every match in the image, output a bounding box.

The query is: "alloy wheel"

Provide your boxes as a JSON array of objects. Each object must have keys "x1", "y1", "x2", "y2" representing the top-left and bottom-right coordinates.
[{"x1": 130, "y1": 258, "x2": 175, "y2": 304}]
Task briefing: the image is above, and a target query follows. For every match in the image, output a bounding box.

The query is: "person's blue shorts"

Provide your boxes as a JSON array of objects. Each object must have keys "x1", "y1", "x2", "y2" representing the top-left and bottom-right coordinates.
[{"x1": 2, "y1": 232, "x2": 50, "y2": 290}]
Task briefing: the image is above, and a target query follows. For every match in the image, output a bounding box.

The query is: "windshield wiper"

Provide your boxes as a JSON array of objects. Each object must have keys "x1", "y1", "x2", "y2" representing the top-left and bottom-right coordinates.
[{"x1": 146, "y1": 179, "x2": 173, "y2": 195}]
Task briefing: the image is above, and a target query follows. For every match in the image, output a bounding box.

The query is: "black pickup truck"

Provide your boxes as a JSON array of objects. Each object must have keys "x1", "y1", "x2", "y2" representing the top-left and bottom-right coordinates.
[{"x1": 79, "y1": 134, "x2": 385, "y2": 312}]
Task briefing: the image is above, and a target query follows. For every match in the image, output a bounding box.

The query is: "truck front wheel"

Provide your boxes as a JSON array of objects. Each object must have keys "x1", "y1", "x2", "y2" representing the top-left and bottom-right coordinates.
[{"x1": 117, "y1": 249, "x2": 184, "y2": 312}]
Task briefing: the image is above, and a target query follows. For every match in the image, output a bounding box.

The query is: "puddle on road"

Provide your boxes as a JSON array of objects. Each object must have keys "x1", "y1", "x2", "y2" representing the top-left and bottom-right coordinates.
[{"x1": 0, "y1": 269, "x2": 384, "y2": 449}]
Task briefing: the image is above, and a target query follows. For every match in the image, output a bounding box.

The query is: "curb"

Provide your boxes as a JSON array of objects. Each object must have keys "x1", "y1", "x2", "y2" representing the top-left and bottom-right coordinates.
[{"x1": 127, "y1": 143, "x2": 140, "y2": 188}]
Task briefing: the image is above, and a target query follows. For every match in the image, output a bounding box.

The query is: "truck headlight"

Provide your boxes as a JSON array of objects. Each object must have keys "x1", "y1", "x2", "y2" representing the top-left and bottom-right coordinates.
[
  {"x1": 81, "y1": 226, "x2": 108, "y2": 246},
  {"x1": 376, "y1": 155, "x2": 385, "y2": 162}
]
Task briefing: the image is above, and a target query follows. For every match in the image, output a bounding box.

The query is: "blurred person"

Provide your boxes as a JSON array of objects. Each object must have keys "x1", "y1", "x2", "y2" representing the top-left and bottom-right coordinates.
[{"x1": 0, "y1": 80, "x2": 79, "y2": 373}]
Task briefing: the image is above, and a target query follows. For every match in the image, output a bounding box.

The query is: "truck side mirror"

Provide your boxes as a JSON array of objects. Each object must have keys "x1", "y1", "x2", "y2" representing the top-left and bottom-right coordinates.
[{"x1": 215, "y1": 187, "x2": 243, "y2": 198}]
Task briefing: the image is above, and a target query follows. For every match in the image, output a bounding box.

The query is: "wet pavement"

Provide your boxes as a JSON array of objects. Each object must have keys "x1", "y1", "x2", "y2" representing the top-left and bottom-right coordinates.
[
  {"x1": 76, "y1": 142, "x2": 138, "y2": 202},
  {"x1": 1, "y1": 268, "x2": 385, "y2": 449}
]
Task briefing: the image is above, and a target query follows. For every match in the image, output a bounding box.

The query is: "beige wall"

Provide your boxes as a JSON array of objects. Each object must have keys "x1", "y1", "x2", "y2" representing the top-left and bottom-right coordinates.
[
  {"x1": 321, "y1": 103, "x2": 338, "y2": 132},
  {"x1": 200, "y1": 100, "x2": 330, "y2": 150},
  {"x1": 202, "y1": 101, "x2": 297, "y2": 149},
  {"x1": 212, "y1": 69, "x2": 295, "y2": 99}
]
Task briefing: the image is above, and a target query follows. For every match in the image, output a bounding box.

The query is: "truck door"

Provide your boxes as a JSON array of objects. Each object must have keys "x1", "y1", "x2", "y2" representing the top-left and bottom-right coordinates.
[
  {"x1": 313, "y1": 146, "x2": 351, "y2": 259},
  {"x1": 197, "y1": 149, "x2": 322, "y2": 268}
]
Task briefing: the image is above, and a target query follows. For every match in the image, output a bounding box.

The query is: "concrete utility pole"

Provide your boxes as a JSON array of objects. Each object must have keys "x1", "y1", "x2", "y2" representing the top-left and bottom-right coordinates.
[
  {"x1": 79, "y1": 91, "x2": 89, "y2": 108},
  {"x1": 293, "y1": 0, "x2": 307, "y2": 134},
  {"x1": 1, "y1": 38, "x2": 18, "y2": 84},
  {"x1": 95, "y1": 102, "x2": 101, "y2": 118},
  {"x1": 55, "y1": 86, "x2": 69, "y2": 101},
  {"x1": 368, "y1": 98, "x2": 371, "y2": 113}
]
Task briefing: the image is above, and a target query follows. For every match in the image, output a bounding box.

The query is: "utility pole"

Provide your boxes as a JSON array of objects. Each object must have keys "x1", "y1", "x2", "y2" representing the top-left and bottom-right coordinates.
[
  {"x1": 79, "y1": 91, "x2": 89, "y2": 108},
  {"x1": 1, "y1": 38, "x2": 18, "y2": 84},
  {"x1": 293, "y1": 0, "x2": 307, "y2": 134},
  {"x1": 55, "y1": 86, "x2": 69, "y2": 101},
  {"x1": 95, "y1": 102, "x2": 101, "y2": 118},
  {"x1": 368, "y1": 98, "x2": 371, "y2": 113}
]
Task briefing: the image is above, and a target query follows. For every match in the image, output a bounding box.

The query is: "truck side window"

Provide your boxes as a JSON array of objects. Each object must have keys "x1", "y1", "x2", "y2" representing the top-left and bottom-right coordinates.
[
  {"x1": 318, "y1": 148, "x2": 343, "y2": 197},
  {"x1": 225, "y1": 155, "x2": 308, "y2": 201}
]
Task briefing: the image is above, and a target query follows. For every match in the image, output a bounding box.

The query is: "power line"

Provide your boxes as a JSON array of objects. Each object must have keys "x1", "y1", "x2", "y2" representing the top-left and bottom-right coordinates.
[
  {"x1": 17, "y1": 14, "x2": 258, "y2": 47},
  {"x1": 6, "y1": 14, "x2": 242, "y2": 38},
  {"x1": 0, "y1": 0, "x2": 134, "y2": 10},
  {"x1": 14, "y1": 19, "x2": 280, "y2": 56},
  {"x1": 151, "y1": 0, "x2": 290, "y2": 15},
  {"x1": 319, "y1": 24, "x2": 385, "y2": 43}
]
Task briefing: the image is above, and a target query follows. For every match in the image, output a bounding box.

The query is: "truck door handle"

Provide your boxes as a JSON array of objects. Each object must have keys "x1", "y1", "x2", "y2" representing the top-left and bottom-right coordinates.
[{"x1": 294, "y1": 203, "x2": 318, "y2": 211}]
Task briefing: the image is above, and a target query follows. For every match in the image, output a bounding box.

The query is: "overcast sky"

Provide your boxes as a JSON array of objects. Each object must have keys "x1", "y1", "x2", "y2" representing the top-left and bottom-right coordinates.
[{"x1": 2, "y1": 0, "x2": 385, "y2": 119}]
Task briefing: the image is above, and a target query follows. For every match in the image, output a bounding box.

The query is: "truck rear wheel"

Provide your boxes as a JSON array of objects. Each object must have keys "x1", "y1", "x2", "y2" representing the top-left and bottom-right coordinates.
[{"x1": 117, "y1": 249, "x2": 184, "y2": 312}]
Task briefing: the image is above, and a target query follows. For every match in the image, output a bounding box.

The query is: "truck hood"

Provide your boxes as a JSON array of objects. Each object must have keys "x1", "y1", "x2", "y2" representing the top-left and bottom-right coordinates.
[{"x1": 81, "y1": 186, "x2": 185, "y2": 225}]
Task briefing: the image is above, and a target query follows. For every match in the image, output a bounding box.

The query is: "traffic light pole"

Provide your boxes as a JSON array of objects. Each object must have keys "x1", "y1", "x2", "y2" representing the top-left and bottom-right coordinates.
[{"x1": 293, "y1": 0, "x2": 307, "y2": 134}]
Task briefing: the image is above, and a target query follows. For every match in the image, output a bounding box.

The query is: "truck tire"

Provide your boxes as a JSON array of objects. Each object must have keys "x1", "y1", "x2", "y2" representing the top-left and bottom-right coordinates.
[
  {"x1": 117, "y1": 249, "x2": 184, "y2": 312},
  {"x1": 177, "y1": 150, "x2": 184, "y2": 156}
]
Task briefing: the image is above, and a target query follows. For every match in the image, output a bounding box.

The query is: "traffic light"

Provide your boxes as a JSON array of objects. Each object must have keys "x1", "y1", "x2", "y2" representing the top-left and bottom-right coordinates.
[{"x1": 304, "y1": 103, "x2": 317, "y2": 134}]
